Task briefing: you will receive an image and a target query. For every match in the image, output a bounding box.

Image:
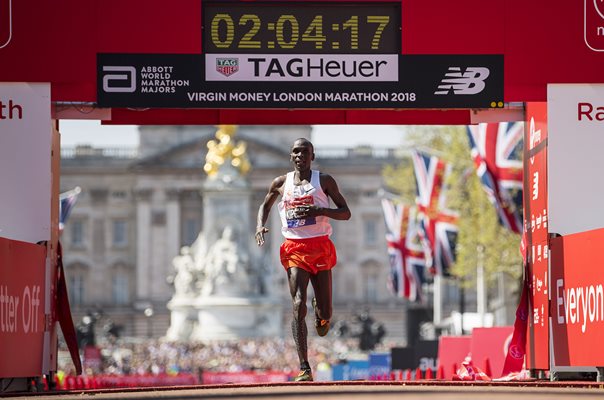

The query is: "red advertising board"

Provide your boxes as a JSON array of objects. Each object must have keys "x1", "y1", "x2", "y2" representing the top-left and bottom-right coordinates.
[
  {"x1": 523, "y1": 102, "x2": 549, "y2": 370},
  {"x1": 470, "y1": 327, "x2": 514, "y2": 378},
  {"x1": 436, "y1": 336, "x2": 471, "y2": 379},
  {"x1": 550, "y1": 230, "x2": 604, "y2": 366},
  {"x1": 0, "y1": 237, "x2": 47, "y2": 377}
]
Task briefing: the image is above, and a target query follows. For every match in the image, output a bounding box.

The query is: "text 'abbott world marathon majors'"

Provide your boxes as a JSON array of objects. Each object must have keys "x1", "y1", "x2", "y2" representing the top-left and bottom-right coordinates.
[{"x1": 96, "y1": 53, "x2": 503, "y2": 109}]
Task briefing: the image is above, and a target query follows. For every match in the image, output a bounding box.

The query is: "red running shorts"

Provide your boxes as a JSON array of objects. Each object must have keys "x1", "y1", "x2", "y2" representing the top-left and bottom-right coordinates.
[{"x1": 280, "y1": 235, "x2": 337, "y2": 274}]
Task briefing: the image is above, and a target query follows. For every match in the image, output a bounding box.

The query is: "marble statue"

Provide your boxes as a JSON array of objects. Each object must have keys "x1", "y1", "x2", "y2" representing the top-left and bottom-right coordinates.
[
  {"x1": 200, "y1": 225, "x2": 251, "y2": 297},
  {"x1": 171, "y1": 246, "x2": 196, "y2": 298}
]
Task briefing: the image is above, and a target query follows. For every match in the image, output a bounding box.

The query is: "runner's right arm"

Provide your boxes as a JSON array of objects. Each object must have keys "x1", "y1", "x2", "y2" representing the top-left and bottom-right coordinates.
[{"x1": 255, "y1": 175, "x2": 286, "y2": 246}]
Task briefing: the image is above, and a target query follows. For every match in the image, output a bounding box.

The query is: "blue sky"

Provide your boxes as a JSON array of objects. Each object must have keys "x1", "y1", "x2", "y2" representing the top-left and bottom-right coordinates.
[{"x1": 59, "y1": 120, "x2": 406, "y2": 148}]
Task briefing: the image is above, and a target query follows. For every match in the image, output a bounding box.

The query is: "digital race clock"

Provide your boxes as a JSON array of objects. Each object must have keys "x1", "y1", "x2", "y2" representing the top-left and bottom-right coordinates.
[{"x1": 202, "y1": 2, "x2": 401, "y2": 54}]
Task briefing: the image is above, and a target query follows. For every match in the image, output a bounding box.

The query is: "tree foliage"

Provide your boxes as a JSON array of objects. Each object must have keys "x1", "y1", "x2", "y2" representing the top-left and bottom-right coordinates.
[{"x1": 382, "y1": 126, "x2": 522, "y2": 290}]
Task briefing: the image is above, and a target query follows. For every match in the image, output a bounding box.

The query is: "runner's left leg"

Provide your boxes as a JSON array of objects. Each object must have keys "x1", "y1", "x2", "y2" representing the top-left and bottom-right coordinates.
[{"x1": 310, "y1": 269, "x2": 332, "y2": 321}]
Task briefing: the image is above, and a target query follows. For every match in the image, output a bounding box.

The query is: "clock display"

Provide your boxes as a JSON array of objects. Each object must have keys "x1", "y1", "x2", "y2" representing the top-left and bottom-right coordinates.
[{"x1": 202, "y1": 2, "x2": 401, "y2": 54}]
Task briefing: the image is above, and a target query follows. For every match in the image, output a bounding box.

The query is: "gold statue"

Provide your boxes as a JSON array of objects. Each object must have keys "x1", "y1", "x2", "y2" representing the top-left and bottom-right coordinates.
[{"x1": 204, "y1": 125, "x2": 251, "y2": 177}]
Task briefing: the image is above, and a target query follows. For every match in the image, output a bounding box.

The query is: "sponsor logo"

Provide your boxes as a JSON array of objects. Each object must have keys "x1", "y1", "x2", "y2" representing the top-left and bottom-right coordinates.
[
  {"x1": 0, "y1": 0, "x2": 12, "y2": 49},
  {"x1": 585, "y1": 0, "x2": 604, "y2": 51},
  {"x1": 529, "y1": 117, "x2": 541, "y2": 165},
  {"x1": 102, "y1": 66, "x2": 136, "y2": 93},
  {"x1": 434, "y1": 67, "x2": 490, "y2": 95},
  {"x1": 216, "y1": 58, "x2": 239, "y2": 77},
  {"x1": 206, "y1": 54, "x2": 398, "y2": 82},
  {"x1": 508, "y1": 344, "x2": 524, "y2": 359}
]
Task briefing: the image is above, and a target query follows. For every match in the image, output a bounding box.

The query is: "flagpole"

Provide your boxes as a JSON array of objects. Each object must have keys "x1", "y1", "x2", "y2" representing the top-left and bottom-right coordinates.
[
  {"x1": 477, "y1": 244, "x2": 486, "y2": 326},
  {"x1": 433, "y1": 274, "x2": 442, "y2": 327}
]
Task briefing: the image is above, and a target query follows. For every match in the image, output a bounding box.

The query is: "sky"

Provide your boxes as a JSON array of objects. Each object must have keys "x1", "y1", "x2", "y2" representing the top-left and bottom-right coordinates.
[{"x1": 58, "y1": 120, "x2": 407, "y2": 148}]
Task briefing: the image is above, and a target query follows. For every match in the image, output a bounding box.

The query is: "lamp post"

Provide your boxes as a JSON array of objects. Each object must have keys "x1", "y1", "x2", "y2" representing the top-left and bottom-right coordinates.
[{"x1": 144, "y1": 307, "x2": 154, "y2": 338}]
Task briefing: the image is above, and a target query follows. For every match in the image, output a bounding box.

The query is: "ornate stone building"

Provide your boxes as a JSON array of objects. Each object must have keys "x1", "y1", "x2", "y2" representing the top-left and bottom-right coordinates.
[{"x1": 59, "y1": 125, "x2": 416, "y2": 341}]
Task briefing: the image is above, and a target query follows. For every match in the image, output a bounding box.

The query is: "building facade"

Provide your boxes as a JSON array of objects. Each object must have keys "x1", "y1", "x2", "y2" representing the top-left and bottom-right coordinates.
[{"x1": 60, "y1": 125, "x2": 452, "y2": 342}]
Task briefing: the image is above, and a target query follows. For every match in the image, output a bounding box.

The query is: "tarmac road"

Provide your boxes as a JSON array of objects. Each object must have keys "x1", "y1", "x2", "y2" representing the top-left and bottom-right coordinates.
[{"x1": 7, "y1": 381, "x2": 604, "y2": 400}]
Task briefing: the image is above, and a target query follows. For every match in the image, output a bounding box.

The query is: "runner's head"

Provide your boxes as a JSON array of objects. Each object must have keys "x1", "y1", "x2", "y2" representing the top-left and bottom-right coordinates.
[{"x1": 290, "y1": 138, "x2": 315, "y2": 171}]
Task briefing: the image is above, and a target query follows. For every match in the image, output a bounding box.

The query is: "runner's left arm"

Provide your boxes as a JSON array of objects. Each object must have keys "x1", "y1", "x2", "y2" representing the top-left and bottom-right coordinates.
[{"x1": 297, "y1": 174, "x2": 351, "y2": 221}]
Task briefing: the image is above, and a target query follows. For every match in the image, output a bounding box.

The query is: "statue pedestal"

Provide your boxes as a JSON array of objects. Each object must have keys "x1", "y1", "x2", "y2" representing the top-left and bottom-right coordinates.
[
  {"x1": 191, "y1": 296, "x2": 282, "y2": 341},
  {"x1": 165, "y1": 297, "x2": 198, "y2": 341}
]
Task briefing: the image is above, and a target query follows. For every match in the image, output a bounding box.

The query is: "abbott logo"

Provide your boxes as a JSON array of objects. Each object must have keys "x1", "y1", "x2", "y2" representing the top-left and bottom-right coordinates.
[
  {"x1": 102, "y1": 66, "x2": 136, "y2": 93},
  {"x1": 434, "y1": 67, "x2": 490, "y2": 95},
  {"x1": 0, "y1": 0, "x2": 12, "y2": 49}
]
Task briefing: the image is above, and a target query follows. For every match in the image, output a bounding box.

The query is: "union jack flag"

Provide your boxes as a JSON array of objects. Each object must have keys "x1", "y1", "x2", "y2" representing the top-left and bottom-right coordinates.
[
  {"x1": 411, "y1": 150, "x2": 459, "y2": 276},
  {"x1": 467, "y1": 122, "x2": 523, "y2": 234},
  {"x1": 59, "y1": 187, "x2": 81, "y2": 232},
  {"x1": 381, "y1": 198, "x2": 426, "y2": 302}
]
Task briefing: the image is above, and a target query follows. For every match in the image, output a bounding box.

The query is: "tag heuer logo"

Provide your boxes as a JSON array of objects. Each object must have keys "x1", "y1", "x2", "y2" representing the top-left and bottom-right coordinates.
[{"x1": 216, "y1": 58, "x2": 239, "y2": 77}]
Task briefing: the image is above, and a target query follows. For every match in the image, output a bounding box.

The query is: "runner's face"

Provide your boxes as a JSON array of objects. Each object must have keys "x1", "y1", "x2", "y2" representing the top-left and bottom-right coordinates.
[{"x1": 290, "y1": 142, "x2": 313, "y2": 171}]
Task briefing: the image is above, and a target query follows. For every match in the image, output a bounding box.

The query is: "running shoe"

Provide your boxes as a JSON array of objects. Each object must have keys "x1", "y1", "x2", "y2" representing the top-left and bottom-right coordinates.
[
  {"x1": 294, "y1": 368, "x2": 313, "y2": 382},
  {"x1": 312, "y1": 298, "x2": 330, "y2": 337}
]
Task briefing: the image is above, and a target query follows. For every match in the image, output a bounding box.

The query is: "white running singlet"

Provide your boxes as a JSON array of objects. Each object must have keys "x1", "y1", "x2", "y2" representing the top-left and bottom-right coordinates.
[{"x1": 278, "y1": 170, "x2": 332, "y2": 239}]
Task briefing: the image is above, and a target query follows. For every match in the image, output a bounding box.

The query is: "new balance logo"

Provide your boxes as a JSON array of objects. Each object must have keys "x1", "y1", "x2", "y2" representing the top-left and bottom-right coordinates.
[{"x1": 434, "y1": 67, "x2": 490, "y2": 95}]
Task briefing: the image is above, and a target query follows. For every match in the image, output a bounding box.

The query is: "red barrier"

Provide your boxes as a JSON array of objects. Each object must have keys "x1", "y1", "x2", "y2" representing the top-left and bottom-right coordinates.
[
  {"x1": 0, "y1": 238, "x2": 47, "y2": 378},
  {"x1": 58, "y1": 371, "x2": 292, "y2": 389},
  {"x1": 104, "y1": 373, "x2": 198, "y2": 388},
  {"x1": 484, "y1": 358, "x2": 492, "y2": 378}
]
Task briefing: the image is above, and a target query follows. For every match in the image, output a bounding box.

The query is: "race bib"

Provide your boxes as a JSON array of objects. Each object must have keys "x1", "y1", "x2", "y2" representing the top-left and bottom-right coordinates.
[{"x1": 285, "y1": 195, "x2": 316, "y2": 228}]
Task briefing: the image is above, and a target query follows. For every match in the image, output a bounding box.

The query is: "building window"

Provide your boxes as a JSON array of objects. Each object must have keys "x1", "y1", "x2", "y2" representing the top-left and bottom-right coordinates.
[
  {"x1": 362, "y1": 260, "x2": 380, "y2": 302},
  {"x1": 111, "y1": 190, "x2": 127, "y2": 199},
  {"x1": 184, "y1": 218, "x2": 199, "y2": 245},
  {"x1": 364, "y1": 218, "x2": 378, "y2": 246},
  {"x1": 112, "y1": 220, "x2": 128, "y2": 247},
  {"x1": 70, "y1": 220, "x2": 85, "y2": 247},
  {"x1": 112, "y1": 271, "x2": 129, "y2": 305},
  {"x1": 365, "y1": 273, "x2": 378, "y2": 302},
  {"x1": 68, "y1": 274, "x2": 85, "y2": 306}
]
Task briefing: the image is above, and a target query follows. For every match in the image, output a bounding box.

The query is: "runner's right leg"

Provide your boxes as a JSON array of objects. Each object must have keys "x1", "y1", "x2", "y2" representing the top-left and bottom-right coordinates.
[{"x1": 287, "y1": 267, "x2": 312, "y2": 374}]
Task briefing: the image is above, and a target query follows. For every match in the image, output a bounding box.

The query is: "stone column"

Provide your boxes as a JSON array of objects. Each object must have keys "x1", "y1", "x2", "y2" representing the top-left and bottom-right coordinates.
[
  {"x1": 89, "y1": 188, "x2": 108, "y2": 304},
  {"x1": 89, "y1": 188, "x2": 108, "y2": 262},
  {"x1": 134, "y1": 188, "x2": 153, "y2": 300},
  {"x1": 165, "y1": 189, "x2": 181, "y2": 266}
]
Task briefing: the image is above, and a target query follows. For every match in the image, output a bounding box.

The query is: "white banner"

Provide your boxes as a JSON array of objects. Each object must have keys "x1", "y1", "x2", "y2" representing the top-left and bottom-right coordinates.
[
  {"x1": 548, "y1": 84, "x2": 604, "y2": 236},
  {"x1": 205, "y1": 54, "x2": 399, "y2": 82},
  {"x1": 0, "y1": 83, "x2": 52, "y2": 243}
]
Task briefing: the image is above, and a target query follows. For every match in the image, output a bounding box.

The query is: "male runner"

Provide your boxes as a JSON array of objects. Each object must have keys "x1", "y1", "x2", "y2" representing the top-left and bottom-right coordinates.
[{"x1": 255, "y1": 138, "x2": 351, "y2": 382}]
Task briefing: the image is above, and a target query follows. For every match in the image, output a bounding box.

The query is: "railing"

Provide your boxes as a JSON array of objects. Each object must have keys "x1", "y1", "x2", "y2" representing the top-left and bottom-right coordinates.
[
  {"x1": 61, "y1": 146, "x2": 139, "y2": 159},
  {"x1": 315, "y1": 146, "x2": 409, "y2": 159},
  {"x1": 61, "y1": 145, "x2": 406, "y2": 160}
]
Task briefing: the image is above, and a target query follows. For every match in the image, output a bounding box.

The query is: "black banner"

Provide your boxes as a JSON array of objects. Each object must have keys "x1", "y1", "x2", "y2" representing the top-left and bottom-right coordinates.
[{"x1": 97, "y1": 53, "x2": 503, "y2": 109}]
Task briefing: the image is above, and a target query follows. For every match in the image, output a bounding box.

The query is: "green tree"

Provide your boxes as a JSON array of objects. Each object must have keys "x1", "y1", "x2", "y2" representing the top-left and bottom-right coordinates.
[{"x1": 382, "y1": 126, "x2": 522, "y2": 291}]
